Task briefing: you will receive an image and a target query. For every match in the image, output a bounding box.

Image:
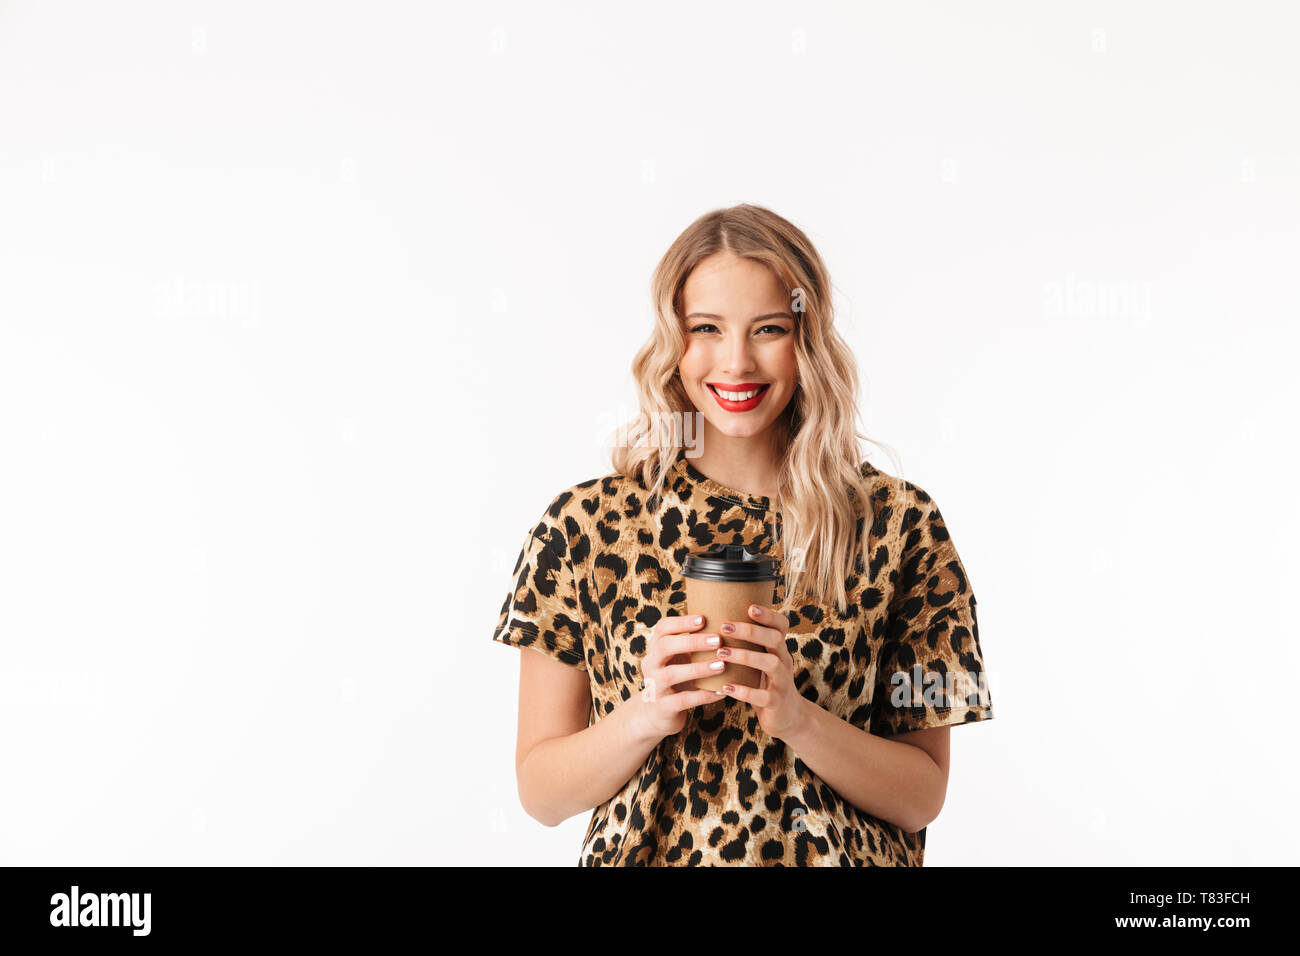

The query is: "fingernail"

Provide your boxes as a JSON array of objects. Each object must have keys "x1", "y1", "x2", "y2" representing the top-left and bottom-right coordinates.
[
  {"x1": 749, "y1": 604, "x2": 760, "y2": 615},
  {"x1": 722, "y1": 684, "x2": 735, "y2": 693},
  {"x1": 705, "y1": 635, "x2": 720, "y2": 646},
  {"x1": 695, "y1": 616, "x2": 703, "y2": 625},
  {"x1": 709, "y1": 660, "x2": 725, "y2": 670},
  {"x1": 717, "y1": 647, "x2": 731, "y2": 658},
  {"x1": 721, "y1": 623, "x2": 734, "y2": 634}
]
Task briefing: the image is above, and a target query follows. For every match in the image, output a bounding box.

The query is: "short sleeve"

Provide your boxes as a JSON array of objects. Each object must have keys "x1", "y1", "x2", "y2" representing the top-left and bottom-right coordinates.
[
  {"x1": 870, "y1": 484, "x2": 993, "y2": 735},
  {"x1": 491, "y1": 506, "x2": 588, "y2": 672}
]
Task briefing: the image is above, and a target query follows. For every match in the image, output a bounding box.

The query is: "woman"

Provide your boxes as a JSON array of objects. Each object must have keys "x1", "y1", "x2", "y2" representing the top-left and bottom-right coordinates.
[{"x1": 492, "y1": 203, "x2": 993, "y2": 866}]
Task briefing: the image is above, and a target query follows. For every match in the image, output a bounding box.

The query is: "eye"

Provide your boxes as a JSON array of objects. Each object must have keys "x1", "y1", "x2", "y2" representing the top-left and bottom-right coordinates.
[{"x1": 689, "y1": 323, "x2": 790, "y2": 336}]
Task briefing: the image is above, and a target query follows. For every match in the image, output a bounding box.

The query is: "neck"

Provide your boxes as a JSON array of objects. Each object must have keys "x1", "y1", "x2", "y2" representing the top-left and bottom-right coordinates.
[{"x1": 689, "y1": 423, "x2": 785, "y2": 500}]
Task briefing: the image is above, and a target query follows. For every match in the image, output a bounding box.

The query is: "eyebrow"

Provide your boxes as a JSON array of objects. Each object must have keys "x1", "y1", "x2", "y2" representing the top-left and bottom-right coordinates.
[{"x1": 683, "y1": 312, "x2": 795, "y2": 322}]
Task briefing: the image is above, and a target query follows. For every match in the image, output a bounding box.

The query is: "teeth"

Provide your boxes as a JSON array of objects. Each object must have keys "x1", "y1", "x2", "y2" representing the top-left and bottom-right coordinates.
[{"x1": 714, "y1": 386, "x2": 763, "y2": 401}]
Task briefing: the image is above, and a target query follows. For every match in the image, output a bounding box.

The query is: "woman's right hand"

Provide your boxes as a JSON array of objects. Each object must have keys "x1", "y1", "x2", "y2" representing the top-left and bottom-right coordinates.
[{"x1": 633, "y1": 613, "x2": 728, "y2": 741}]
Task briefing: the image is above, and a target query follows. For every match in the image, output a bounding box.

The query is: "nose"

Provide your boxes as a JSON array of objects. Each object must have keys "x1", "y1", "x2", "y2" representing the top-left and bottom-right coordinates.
[{"x1": 723, "y1": 334, "x2": 757, "y2": 376}]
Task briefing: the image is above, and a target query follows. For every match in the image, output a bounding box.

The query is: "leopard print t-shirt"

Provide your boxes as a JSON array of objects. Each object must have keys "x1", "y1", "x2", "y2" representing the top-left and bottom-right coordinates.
[{"x1": 491, "y1": 450, "x2": 993, "y2": 866}]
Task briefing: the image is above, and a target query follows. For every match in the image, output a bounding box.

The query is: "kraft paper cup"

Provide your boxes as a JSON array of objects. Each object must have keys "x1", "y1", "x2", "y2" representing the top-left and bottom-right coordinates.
[{"x1": 681, "y1": 545, "x2": 777, "y2": 693}]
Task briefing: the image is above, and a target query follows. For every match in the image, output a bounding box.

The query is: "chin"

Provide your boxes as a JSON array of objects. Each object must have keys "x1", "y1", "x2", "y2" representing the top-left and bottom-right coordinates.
[{"x1": 704, "y1": 416, "x2": 776, "y2": 439}]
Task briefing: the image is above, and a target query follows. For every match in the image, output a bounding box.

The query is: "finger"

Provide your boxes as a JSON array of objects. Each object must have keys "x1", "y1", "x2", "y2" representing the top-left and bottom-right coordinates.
[
  {"x1": 661, "y1": 657, "x2": 727, "y2": 688},
  {"x1": 719, "y1": 682, "x2": 772, "y2": 708},
  {"x1": 657, "y1": 613, "x2": 706, "y2": 636},
  {"x1": 715, "y1": 646, "x2": 779, "y2": 674},
  {"x1": 668, "y1": 688, "x2": 730, "y2": 712},
  {"x1": 659, "y1": 631, "x2": 721, "y2": 659},
  {"x1": 651, "y1": 615, "x2": 705, "y2": 657},
  {"x1": 647, "y1": 615, "x2": 705, "y2": 667},
  {"x1": 745, "y1": 604, "x2": 789, "y2": 632},
  {"x1": 719, "y1": 620, "x2": 785, "y2": 653},
  {"x1": 744, "y1": 605, "x2": 795, "y2": 663}
]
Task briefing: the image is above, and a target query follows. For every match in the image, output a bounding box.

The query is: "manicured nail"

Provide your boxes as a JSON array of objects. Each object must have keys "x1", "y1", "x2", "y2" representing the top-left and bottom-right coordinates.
[
  {"x1": 695, "y1": 616, "x2": 703, "y2": 625},
  {"x1": 721, "y1": 684, "x2": 735, "y2": 693},
  {"x1": 709, "y1": 660, "x2": 725, "y2": 671},
  {"x1": 721, "y1": 623, "x2": 734, "y2": 634},
  {"x1": 749, "y1": 604, "x2": 761, "y2": 615},
  {"x1": 716, "y1": 647, "x2": 731, "y2": 658},
  {"x1": 705, "y1": 635, "x2": 720, "y2": 646}
]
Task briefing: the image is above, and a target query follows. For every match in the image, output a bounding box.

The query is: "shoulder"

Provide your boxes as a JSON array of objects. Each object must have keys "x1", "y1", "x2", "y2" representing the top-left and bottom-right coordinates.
[
  {"x1": 528, "y1": 469, "x2": 629, "y2": 547},
  {"x1": 855, "y1": 459, "x2": 927, "y2": 513},
  {"x1": 857, "y1": 459, "x2": 938, "y2": 508},
  {"x1": 854, "y1": 461, "x2": 953, "y2": 551}
]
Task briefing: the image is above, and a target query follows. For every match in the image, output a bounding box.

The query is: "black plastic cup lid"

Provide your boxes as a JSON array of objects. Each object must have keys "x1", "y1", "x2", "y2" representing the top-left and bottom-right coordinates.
[{"x1": 682, "y1": 544, "x2": 777, "y2": 582}]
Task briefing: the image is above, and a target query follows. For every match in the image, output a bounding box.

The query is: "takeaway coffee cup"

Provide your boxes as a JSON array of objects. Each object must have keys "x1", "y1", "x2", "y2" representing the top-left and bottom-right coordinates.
[{"x1": 682, "y1": 544, "x2": 777, "y2": 693}]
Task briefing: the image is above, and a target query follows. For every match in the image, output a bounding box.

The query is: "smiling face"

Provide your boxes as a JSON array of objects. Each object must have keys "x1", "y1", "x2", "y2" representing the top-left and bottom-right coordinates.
[{"x1": 678, "y1": 252, "x2": 799, "y2": 444}]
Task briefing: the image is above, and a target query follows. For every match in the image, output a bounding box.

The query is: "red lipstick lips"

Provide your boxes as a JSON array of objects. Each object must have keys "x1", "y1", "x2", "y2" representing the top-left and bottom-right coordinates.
[{"x1": 706, "y1": 382, "x2": 771, "y2": 412}]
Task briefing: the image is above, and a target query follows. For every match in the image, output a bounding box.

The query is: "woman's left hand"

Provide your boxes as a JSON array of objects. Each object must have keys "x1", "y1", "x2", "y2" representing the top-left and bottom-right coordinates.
[{"x1": 716, "y1": 603, "x2": 810, "y2": 740}]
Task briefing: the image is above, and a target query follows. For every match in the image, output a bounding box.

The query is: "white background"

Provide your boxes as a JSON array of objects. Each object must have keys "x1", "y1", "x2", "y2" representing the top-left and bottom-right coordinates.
[{"x1": 1, "y1": 1, "x2": 1296, "y2": 865}]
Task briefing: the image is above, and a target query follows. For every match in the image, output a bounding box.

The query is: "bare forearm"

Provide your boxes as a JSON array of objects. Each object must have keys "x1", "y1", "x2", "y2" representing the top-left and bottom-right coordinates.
[
  {"x1": 518, "y1": 696, "x2": 661, "y2": 827},
  {"x1": 782, "y1": 699, "x2": 943, "y2": 833}
]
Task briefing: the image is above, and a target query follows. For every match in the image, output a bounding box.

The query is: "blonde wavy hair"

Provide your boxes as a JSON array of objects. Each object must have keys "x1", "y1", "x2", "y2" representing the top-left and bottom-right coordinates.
[{"x1": 610, "y1": 203, "x2": 904, "y2": 615}]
